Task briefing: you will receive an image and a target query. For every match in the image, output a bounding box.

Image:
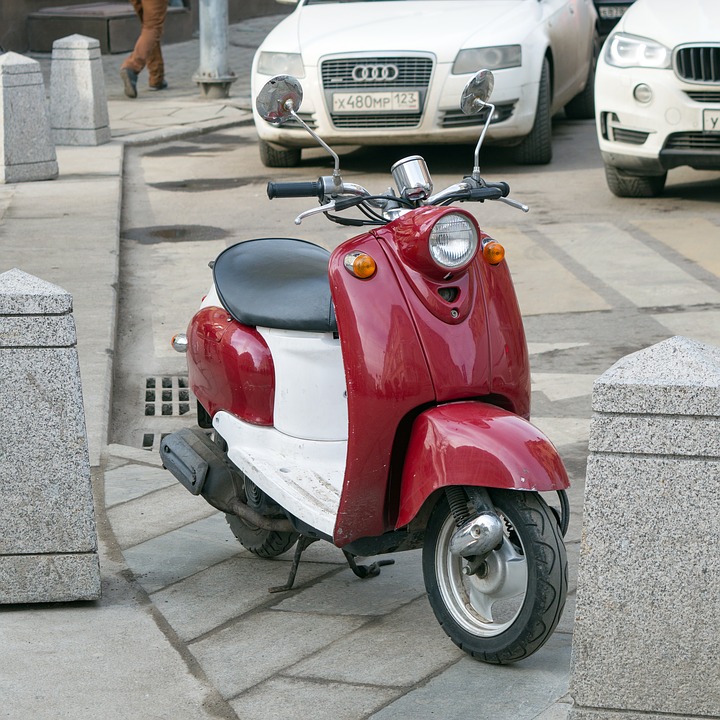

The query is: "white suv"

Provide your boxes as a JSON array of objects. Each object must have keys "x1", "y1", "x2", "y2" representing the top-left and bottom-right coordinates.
[{"x1": 595, "y1": 0, "x2": 720, "y2": 197}]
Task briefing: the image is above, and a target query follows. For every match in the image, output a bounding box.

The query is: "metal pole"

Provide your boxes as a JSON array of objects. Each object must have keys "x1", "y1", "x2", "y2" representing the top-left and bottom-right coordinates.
[{"x1": 192, "y1": 0, "x2": 237, "y2": 99}]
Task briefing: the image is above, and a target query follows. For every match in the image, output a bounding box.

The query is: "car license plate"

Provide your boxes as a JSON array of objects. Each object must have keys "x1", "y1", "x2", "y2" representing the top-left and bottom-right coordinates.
[
  {"x1": 333, "y1": 91, "x2": 420, "y2": 113},
  {"x1": 598, "y1": 5, "x2": 628, "y2": 19},
  {"x1": 703, "y1": 109, "x2": 720, "y2": 132}
]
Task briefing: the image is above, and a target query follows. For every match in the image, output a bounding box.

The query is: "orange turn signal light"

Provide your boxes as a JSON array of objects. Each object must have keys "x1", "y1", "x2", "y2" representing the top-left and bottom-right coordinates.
[
  {"x1": 482, "y1": 241, "x2": 505, "y2": 266},
  {"x1": 344, "y1": 252, "x2": 377, "y2": 279}
]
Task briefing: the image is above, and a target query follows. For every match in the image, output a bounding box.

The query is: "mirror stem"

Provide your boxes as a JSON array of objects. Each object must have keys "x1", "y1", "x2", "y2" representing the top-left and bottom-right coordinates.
[
  {"x1": 289, "y1": 108, "x2": 342, "y2": 186},
  {"x1": 472, "y1": 102, "x2": 495, "y2": 181}
]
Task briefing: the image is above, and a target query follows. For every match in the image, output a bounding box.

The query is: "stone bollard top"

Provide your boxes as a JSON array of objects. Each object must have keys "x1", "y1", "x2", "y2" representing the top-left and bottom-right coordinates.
[
  {"x1": 592, "y1": 335, "x2": 720, "y2": 416},
  {"x1": 0, "y1": 268, "x2": 72, "y2": 315}
]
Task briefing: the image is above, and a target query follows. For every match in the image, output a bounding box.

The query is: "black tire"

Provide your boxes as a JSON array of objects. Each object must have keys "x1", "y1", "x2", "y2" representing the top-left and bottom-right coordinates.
[
  {"x1": 422, "y1": 489, "x2": 567, "y2": 664},
  {"x1": 564, "y1": 30, "x2": 599, "y2": 120},
  {"x1": 225, "y1": 513, "x2": 299, "y2": 558},
  {"x1": 513, "y1": 59, "x2": 552, "y2": 165},
  {"x1": 605, "y1": 164, "x2": 667, "y2": 198},
  {"x1": 259, "y1": 139, "x2": 302, "y2": 168}
]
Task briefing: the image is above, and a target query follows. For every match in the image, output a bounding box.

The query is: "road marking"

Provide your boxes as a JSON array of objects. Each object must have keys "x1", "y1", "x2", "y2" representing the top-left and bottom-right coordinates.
[
  {"x1": 490, "y1": 225, "x2": 610, "y2": 316},
  {"x1": 549, "y1": 223, "x2": 720, "y2": 308},
  {"x1": 635, "y1": 217, "x2": 720, "y2": 279}
]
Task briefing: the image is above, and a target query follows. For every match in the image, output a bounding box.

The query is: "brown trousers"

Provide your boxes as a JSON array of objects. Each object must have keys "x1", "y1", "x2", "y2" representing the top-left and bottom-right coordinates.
[{"x1": 121, "y1": 0, "x2": 169, "y2": 86}]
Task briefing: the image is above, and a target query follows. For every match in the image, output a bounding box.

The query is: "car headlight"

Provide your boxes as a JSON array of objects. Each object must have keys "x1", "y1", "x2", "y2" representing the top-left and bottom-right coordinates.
[
  {"x1": 604, "y1": 33, "x2": 671, "y2": 69},
  {"x1": 257, "y1": 52, "x2": 306, "y2": 78},
  {"x1": 429, "y1": 213, "x2": 478, "y2": 269},
  {"x1": 452, "y1": 45, "x2": 521, "y2": 75}
]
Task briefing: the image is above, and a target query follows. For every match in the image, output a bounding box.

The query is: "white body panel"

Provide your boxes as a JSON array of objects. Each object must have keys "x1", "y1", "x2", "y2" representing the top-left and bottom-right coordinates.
[
  {"x1": 214, "y1": 410, "x2": 345, "y2": 537},
  {"x1": 257, "y1": 327, "x2": 348, "y2": 442}
]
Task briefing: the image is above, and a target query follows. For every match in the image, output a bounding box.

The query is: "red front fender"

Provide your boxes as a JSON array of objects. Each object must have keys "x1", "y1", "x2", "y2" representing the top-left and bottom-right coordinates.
[{"x1": 396, "y1": 402, "x2": 569, "y2": 528}]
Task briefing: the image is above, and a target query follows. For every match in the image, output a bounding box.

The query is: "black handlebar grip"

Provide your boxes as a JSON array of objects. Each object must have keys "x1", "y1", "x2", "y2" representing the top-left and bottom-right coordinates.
[{"x1": 266, "y1": 181, "x2": 323, "y2": 199}]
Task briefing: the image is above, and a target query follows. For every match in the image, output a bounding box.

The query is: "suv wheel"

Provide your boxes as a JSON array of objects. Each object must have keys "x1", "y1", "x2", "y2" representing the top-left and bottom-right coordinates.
[{"x1": 605, "y1": 164, "x2": 667, "y2": 197}]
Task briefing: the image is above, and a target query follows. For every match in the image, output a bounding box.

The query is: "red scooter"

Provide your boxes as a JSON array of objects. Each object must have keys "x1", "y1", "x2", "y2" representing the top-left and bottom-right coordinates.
[{"x1": 161, "y1": 71, "x2": 569, "y2": 665}]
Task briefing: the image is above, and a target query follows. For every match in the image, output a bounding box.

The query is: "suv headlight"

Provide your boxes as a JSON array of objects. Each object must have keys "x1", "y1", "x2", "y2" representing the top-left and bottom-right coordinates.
[
  {"x1": 429, "y1": 213, "x2": 478, "y2": 269},
  {"x1": 604, "y1": 33, "x2": 671, "y2": 69},
  {"x1": 452, "y1": 45, "x2": 521, "y2": 75},
  {"x1": 257, "y1": 52, "x2": 306, "y2": 78}
]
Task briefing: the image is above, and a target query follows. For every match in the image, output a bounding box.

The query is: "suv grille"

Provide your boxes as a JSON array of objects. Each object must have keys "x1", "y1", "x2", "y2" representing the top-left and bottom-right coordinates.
[
  {"x1": 665, "y1": 132, "x2": 720, "y2": 150},
  {"x1": 675, "y1": 45, "x2": 720, "y2": 83},
  {"x1": 321, "y1": 56, "x2": 433, "y2": 130}
]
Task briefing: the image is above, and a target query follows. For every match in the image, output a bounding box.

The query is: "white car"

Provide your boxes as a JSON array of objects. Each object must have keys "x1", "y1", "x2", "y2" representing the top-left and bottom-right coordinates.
[
  {"x1": 251, "y1": 0, "x2": 599, "y2": 167},
  {"x1": 595, "y1": 0, "x2": 720, "y2": 197}
]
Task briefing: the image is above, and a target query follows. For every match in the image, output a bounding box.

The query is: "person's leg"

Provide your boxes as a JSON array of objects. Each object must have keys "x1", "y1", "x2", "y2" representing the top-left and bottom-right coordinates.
[{"x1": 121, "y1": 0, "x2": 167, "y2": 78}]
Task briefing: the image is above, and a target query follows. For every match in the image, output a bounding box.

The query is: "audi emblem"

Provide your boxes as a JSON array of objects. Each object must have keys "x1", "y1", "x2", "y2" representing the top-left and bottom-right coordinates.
[{"x1": 351, "y1": 64, "x2": 400, "y2": 82}]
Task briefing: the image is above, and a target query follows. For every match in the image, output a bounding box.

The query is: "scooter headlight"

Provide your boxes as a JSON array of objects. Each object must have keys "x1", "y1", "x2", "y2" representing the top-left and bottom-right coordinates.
[{"x1": 428, "y1": 213, "x2": 478, "y2": 269}]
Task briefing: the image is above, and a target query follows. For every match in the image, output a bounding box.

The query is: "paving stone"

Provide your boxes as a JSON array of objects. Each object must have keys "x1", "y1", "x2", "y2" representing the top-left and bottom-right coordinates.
[
  {"x1": 189, "y1": 610, "x2": 369, "y2": 698},
  {"x1": 369, "y1": 632, "x2": 571, "y2": 719},
  {"x1": 106, "y1": 481, "x2": 216, "y2": 549},
  {"x1": 285, "y1": 597, "x2": 461, "y2": 687},
  {"x1": 151, "y1": 554, "x2": 341, "y2": 641},
  {"x1": 104, "y1": 462, "x2": 176, "y2": 507},
  {"x1": 122, "y1": 513, "x2": 242, "y2": 593},
  {"x1": 230, "y1": 676, "x2": 401, "y2": 720},
  {"x1": 273, "y1": 549, "x2": 426, "y2": 617}
]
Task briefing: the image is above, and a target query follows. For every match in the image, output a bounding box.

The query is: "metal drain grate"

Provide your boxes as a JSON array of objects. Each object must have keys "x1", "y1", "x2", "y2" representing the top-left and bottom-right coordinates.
[{"x1": 144, "y1": 376, "x2": 192, "y2": 417}]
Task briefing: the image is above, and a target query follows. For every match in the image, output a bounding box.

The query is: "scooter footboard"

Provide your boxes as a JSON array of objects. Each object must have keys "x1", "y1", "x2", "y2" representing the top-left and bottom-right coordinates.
[{"x1": 396, "y1": 401, "x2": 569, "y2": 528}]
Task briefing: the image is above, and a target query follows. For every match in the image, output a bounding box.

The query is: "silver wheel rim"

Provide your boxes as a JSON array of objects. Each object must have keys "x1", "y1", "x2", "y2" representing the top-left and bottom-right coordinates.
[{"x1": 435, "y1": 510, "x2": 528, "y2": 637}]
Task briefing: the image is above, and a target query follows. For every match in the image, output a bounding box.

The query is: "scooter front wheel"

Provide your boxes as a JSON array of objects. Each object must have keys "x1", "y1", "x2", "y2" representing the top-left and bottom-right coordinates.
[{"x1": 423, "y1": 489, "x2": 567, "y2": 664}]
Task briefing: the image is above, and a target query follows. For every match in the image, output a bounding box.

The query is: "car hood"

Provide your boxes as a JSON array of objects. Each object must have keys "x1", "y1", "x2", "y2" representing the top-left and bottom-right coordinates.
[
  {"x1": 263, "y1": 1, "x2": 535, "y2": 65},
  {"x1": 614, "y1": 0, "x2": 720, "y2": 47}
]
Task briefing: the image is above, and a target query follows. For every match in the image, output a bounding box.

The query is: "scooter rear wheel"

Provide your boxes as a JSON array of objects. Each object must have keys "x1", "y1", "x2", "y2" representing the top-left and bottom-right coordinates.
[
  {"x1": 225, "y1": 513, "x2": 299, "y2": 559},
  {"x1": 423, "y1": 488, "x2": 567, "y2": 664}
]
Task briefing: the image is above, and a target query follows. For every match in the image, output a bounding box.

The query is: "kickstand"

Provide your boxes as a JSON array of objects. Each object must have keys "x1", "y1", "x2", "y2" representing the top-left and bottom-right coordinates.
[
  {"x1": 343, "y1": 550, "x2": 395, "y2": 579},
  {"x1": 269, "y1": 536, "x2": 319, "y2": 593}
]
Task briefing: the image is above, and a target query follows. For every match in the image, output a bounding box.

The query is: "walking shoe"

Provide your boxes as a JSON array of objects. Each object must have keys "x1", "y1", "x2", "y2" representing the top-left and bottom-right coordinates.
[
  {"x1": 149, "y1": 80, "x2": 169, "y2": 91},
  {"x1": 120, "y1": 67, "x2": 138, "y2": 99}
]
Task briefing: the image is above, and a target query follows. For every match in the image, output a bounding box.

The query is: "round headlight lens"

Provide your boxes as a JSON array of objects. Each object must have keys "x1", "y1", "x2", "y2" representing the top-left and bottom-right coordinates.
[{"x1": 428, "y1": 213, "x2": 478, "y2": 269}]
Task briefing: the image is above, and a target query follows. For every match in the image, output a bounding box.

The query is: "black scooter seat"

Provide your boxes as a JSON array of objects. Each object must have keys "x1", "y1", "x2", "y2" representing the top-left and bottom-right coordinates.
[{"x1": 213, "y1": 238, "x2": 337, "y2": 333}]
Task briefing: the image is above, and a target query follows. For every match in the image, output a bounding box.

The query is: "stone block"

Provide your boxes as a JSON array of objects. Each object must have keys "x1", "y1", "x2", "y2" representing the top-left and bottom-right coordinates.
[
  {"x1": 50, "y1": 34, "x2": 111, "y2": 146},
  {"x1": 569, "y1": 336, "x2": 720, "y2": 720},
  {"x1": 0, "y1": 268, "x2": 100, "y2": 603},
  {"x1": 0, "y1": 53, "x2": 58, "y2": 183}
]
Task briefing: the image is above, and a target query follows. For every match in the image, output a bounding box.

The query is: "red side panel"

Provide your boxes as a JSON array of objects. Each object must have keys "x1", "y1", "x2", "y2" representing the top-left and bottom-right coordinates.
[
  {"x1": 186, "y1": 306, "x2": 275, "y2": 426},
  {"x1": 329, "y1": 235, "x2": 436, "y2": 545},
  {"x1": 396, "y1": 402, "x2": 569, "y2": 528}
]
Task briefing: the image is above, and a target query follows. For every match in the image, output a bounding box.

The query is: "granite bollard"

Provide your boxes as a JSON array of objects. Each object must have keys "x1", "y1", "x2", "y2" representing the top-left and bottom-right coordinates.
[
  {"x1": 0, "y1": 53, "x2": 58, "y2": 183},
  {"x1": 50, "y1": 34, "x2": 111, "y2": 146},
  {"x1": 0, "y1": 269, "x2": 100, "y2": 603},
  {"x1": 569, "y1": 335, "x2": 720, "y2": 720}
]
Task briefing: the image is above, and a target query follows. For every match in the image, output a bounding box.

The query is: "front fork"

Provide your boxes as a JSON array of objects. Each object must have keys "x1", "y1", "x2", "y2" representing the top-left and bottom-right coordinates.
[{"x1": 444, "y1": 486, "x2": 569, "y2": 568}]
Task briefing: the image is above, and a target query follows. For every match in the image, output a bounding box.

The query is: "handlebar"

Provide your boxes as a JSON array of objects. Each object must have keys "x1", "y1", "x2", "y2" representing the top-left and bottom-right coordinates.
[{"x1": 267, "y1": 180, "x2": 324, "y2": 199}]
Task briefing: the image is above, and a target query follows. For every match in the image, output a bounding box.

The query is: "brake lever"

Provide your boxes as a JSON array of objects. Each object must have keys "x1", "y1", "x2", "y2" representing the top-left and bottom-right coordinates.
[
  {"x1": 294, "y1": 200, "x2": 336, "y2": 225},
  {"x1": 498, "y1": 197, "x2": 530, "y2": 213}
]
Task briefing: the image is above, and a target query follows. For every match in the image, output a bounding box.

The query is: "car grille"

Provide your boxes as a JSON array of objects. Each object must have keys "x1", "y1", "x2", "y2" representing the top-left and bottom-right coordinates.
[
  {"x1": 441, "y1": 102, "x2": 516, "y2": 129},
  {"x1": 664, "y1": 132, "x2": 720, "y2": 150},
  {"x1": 321, "y1": 56, "x2": 433, "y2": 129},
  {"x1": 321, "y1": 57, "x2": 433, "y2": 89},
  {"x1": 685, "y1": 91, "x2": 720, "y2": 103},
  {"x1": 675, "y1": 45, "x2": 720, "y2": 83}
]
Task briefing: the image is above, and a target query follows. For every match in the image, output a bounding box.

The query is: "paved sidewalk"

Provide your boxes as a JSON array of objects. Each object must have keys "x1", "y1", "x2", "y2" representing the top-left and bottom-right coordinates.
[{"x1": 1, "y1": 15, "x2": 575, "y2": 719}]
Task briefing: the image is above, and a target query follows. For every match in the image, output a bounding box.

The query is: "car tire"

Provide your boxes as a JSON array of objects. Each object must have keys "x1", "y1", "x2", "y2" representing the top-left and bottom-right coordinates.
[
  {"x1": 259, "y1": 139, "x2": 302, "y2": 168},
  {"x1": 564, "y1": 30, "x2": 599, "y2": 120},
  {"x1": 513, "y1": 58, "x2": 552, "y2": 165},
  {"x1": 604, "y1": 164, "x2": 667, "y2": 197}
]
